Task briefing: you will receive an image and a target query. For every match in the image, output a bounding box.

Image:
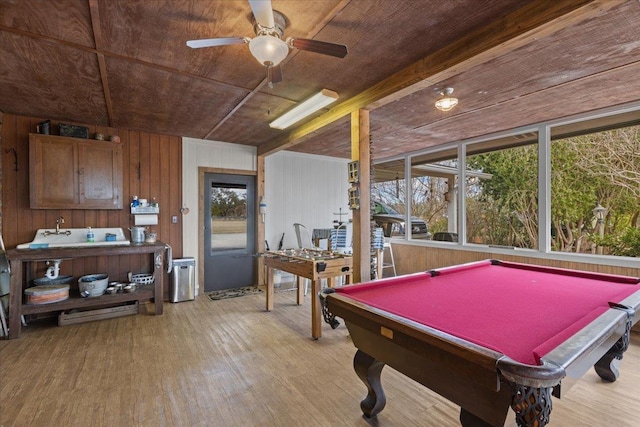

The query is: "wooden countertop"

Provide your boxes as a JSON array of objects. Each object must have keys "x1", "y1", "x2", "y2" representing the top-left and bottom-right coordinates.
[{"x1": 7, "y1": 242, "x2": 167, "y2": 261}]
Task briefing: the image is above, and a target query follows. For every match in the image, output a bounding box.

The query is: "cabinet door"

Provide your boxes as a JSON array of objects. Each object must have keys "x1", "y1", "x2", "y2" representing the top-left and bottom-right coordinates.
[
  {"x1": 29, "y1": 135, "x2": 79, "y2": 208},
  {"x1": 29, "y1": 134, "x2": 123, "y2": 209},
  {"x1": 77, "y1": 141, "x2": 123, "y2": 209}
]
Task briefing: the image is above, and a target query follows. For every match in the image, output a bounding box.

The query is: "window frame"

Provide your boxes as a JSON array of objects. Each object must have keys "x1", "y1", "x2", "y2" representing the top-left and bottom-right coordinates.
[{"x1": 375, "y1": 100, "x2": 640, "y2": 268}]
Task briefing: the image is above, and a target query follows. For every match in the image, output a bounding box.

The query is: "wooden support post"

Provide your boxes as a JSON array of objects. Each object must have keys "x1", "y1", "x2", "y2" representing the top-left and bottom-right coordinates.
[
  {"x1": 351, "y1": 109, "x2": 371, "y2": 283},
  {"x1": 257, "y1": 155, "x2": 266, "y2": 286}
]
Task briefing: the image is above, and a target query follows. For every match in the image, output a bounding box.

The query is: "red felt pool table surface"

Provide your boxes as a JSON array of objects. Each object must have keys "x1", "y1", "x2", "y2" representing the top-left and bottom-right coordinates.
[{"x1": 335, "y1": 259, "x2": 640, "y2": 365}]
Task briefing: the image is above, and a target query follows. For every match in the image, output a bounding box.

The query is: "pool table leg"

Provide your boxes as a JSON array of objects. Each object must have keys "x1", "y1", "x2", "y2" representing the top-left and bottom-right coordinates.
[
  {"x1": 508, "y1": 383, "x2": 553, "y2": 427},
  {"x1": 354, "y1": 350, "x2": 386, "y2": 418},
  {"x1": 594, "y1": 316, "x2": 632, "y2": 382},
  {"x1": 594, "y1": 352, "x2": 620, "y2": 382}
]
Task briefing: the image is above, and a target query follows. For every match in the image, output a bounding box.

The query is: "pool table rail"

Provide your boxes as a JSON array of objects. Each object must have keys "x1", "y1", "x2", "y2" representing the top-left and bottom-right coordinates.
[{"x1": 541, "y1": 303, "x2": 636, "y2": 393}]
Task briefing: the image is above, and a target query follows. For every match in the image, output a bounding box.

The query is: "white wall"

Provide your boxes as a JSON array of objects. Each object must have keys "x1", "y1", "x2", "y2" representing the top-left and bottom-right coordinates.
[
  {"x1": 182, "y1": 138, "x2": 351, "y2": 291},
  {"x1": 265, "y1": 151, "x2": 350, "y2": 250}
]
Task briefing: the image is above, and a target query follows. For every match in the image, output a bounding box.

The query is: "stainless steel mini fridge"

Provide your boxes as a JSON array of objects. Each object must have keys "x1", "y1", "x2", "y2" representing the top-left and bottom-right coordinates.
[{"x1": 170, "y1": 258, "x2": 195, "y2": 303}]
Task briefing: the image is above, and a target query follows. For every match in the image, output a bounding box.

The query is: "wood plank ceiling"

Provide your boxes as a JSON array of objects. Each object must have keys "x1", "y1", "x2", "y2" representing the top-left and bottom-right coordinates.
[{"x1": 1, "y1": 0, "x2": 639, "y2": 163}]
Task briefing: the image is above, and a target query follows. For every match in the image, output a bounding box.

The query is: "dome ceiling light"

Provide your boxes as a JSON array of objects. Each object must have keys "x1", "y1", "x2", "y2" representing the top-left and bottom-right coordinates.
[{"x1": 435, "y1": 87, "x2": 459, "y2": 112}]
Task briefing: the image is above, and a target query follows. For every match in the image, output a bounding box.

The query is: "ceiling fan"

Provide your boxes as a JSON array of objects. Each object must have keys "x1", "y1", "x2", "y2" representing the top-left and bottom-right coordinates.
[{"x1": 186, "y1": 0, "x2": 348, "y2": 85}]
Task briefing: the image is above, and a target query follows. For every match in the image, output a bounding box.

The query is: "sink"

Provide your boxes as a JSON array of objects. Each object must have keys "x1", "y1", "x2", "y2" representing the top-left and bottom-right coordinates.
[{"x1": 17, "y1": 228, "x2": 130, "y2": 249}]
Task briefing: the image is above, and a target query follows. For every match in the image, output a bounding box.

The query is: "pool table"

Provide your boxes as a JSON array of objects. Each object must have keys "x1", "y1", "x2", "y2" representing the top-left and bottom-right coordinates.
[{"x1": 321, "y1": 259, "x2": 640, "y2": 427}]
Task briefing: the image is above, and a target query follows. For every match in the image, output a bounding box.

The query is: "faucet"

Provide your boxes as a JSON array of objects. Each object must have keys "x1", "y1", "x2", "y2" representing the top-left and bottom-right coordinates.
[
  {"x1": 42, "y1": 216, "x2": 71, "y2": 236},
  {"x1": 56, "y1": 216, "x2": 64, "y2": 234}
]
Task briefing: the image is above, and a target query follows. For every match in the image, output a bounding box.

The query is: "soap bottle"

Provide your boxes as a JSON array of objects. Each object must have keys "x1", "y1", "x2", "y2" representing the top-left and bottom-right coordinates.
[
  {"x1": 132, "y1": 195, "x2": 140, "y2": 207},
  {"x1": 87, "y1": 226, "x2": 95, "y2": 242}
]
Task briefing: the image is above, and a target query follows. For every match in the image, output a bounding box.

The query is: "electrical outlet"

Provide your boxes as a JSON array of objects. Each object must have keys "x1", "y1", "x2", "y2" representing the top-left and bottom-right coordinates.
[{"x1": 172, "y1": 215, "x2": 178, "y2": 224}]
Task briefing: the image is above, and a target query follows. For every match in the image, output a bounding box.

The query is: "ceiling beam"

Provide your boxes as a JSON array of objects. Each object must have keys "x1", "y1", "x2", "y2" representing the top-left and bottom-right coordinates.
[
  {"x1": 257, "y1": 0, "x2": 624, "y2": 156},
  {"x1": 88, "y1": 0, "x2": 114, "y2": 126},
  {"x1": 0, "y1": 24, "x2": 253, "y2": 94}
]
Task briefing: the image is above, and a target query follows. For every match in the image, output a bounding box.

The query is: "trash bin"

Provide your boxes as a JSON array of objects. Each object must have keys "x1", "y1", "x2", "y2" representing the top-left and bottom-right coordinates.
[{"x1": 170, "y1": 258, "x2": 195, "y2": 303}]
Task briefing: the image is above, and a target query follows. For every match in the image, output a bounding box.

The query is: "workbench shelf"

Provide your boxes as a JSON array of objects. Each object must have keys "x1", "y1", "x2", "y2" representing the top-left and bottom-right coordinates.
[{"x1": 21, "y1": 287, "x2": 154, "y2": 315}]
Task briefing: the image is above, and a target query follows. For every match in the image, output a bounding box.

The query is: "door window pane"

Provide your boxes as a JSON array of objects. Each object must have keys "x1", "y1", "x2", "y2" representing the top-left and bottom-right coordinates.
[{"x1": 210, "y1": 184, "x2": 247, "y2": 251}]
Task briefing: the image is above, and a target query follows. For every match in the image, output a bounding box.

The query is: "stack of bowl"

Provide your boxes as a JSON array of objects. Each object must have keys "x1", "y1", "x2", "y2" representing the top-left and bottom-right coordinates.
[{"x1": 25, "y1": 276, "x2": 74, "y2": 304}]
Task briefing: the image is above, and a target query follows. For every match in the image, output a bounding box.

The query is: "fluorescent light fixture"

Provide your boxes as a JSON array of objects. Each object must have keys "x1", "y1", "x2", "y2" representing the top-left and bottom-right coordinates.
[{"x1": 269, "y1": 89, "x2": 339, "y2": 130}]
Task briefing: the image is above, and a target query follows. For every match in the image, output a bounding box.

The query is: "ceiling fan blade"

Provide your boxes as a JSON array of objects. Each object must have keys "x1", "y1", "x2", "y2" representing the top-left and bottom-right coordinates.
[
  {"x1": 267, "y1": 64, "x2": 283, "y2": 85},
  {"x1": 186, "y1": 37, "x2": 248, "y2": 49},
  {"x1": 248, "y1": 0, "x2": 275, "y2": 28},
  {"x1": 289, "y1": 38, "x2": 348, "y2": 58}
]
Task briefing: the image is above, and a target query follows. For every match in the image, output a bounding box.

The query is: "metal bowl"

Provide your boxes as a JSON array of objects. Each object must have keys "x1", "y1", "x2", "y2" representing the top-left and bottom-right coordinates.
[
  {"x1": 32, "y1": 275, "x2": 74, "y2": 286},
  {"x1": 78, "y1": 274, "x2": 109, "y2": 297}
]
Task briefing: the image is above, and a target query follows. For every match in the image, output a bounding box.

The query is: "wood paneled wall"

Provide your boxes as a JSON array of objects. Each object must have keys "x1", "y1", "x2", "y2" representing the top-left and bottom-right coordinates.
[
  {"x1": 393, "y1": 243, "x2": 639, "y2": 277},
  {"x1": 1, "y1": 114, "x2": 183, "y2": 293}
]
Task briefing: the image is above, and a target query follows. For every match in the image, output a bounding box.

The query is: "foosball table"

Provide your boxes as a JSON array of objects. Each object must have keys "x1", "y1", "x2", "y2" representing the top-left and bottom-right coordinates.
[{"x1": 263, "y1": 249, "x2": 352, "y2": 339}]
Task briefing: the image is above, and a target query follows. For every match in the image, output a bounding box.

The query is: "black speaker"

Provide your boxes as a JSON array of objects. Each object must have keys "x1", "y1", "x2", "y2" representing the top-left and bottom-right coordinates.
[{"x1": 59, "y1": 123, "x2": 89, "y2": 139}]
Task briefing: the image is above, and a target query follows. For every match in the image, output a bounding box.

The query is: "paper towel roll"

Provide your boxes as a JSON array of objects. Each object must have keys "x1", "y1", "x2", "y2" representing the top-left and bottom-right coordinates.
[{"x1": 134, "y1": 214, "x2": 158, "y2": 225}]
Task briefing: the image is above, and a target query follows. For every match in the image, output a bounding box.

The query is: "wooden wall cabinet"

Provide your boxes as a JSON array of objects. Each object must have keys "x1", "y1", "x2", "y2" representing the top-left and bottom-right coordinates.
[{"x1": 29, "y1": 133, "x2": 123, "y2": 209}]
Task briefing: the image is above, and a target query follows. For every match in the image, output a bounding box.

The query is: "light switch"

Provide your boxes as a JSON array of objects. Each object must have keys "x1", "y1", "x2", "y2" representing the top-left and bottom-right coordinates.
[{"x1": 172, "y1": 215, "x2": 178, "y2": 224}]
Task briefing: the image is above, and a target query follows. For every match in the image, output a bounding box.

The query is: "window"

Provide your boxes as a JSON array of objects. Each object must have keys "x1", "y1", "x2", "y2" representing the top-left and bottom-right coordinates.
[
  {"x1": 409, "y1": 152, "x2": 458, "y2": 240},
  {"x1": 372, "y1": 158, "x2": 412, "y2": 238},
  {"x1": 374, "y1": 105, "x2": 640, "y2": 259},
  {"x1": 372, "y1": 154, "x2": 452, "y2": 239},
  {"x1": 210, "y1": 184, "x2": 248, "y2": 251},
  {"x1": 551, "y1": 125, "x2": 639, "y2": 257},
  {"x1": 466, "y1": 135, "x2": 538, "y2": 249}
]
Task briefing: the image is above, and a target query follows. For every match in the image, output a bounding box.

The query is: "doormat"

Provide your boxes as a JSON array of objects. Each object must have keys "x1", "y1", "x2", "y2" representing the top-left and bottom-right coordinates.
[{"x1": 206, "y1": 286, "x2": 263, "y2": 301}]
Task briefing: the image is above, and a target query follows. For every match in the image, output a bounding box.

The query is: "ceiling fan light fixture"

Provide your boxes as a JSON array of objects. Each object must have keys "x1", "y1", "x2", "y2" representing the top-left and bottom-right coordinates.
[
  {"x1": 270, "y1": 89, "x2": 339, "y2": 130},
  {"x1": 435, "y1": 87, "x2": 459, "y2": 112},
  {"x1": 249, "y1": 35, "x2": 289, "y2": 66}
]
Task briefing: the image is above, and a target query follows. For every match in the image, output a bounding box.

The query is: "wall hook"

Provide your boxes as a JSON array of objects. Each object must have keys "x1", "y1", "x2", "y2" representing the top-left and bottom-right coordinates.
[{"x1": 5, "y1": 148, "x2": 18, "y2": 171}]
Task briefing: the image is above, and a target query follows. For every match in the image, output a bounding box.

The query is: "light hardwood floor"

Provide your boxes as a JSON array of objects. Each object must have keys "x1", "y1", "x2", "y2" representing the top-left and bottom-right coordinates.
[{"x1": 1, "y1": 287, "x2": 639, "y2": 427}]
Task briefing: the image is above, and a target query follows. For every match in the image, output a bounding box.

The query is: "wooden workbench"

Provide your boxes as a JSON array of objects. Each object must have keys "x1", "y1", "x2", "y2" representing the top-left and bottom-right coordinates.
[{"x1": 5, "y1": 242, "x2": 166, "y2": 339}]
